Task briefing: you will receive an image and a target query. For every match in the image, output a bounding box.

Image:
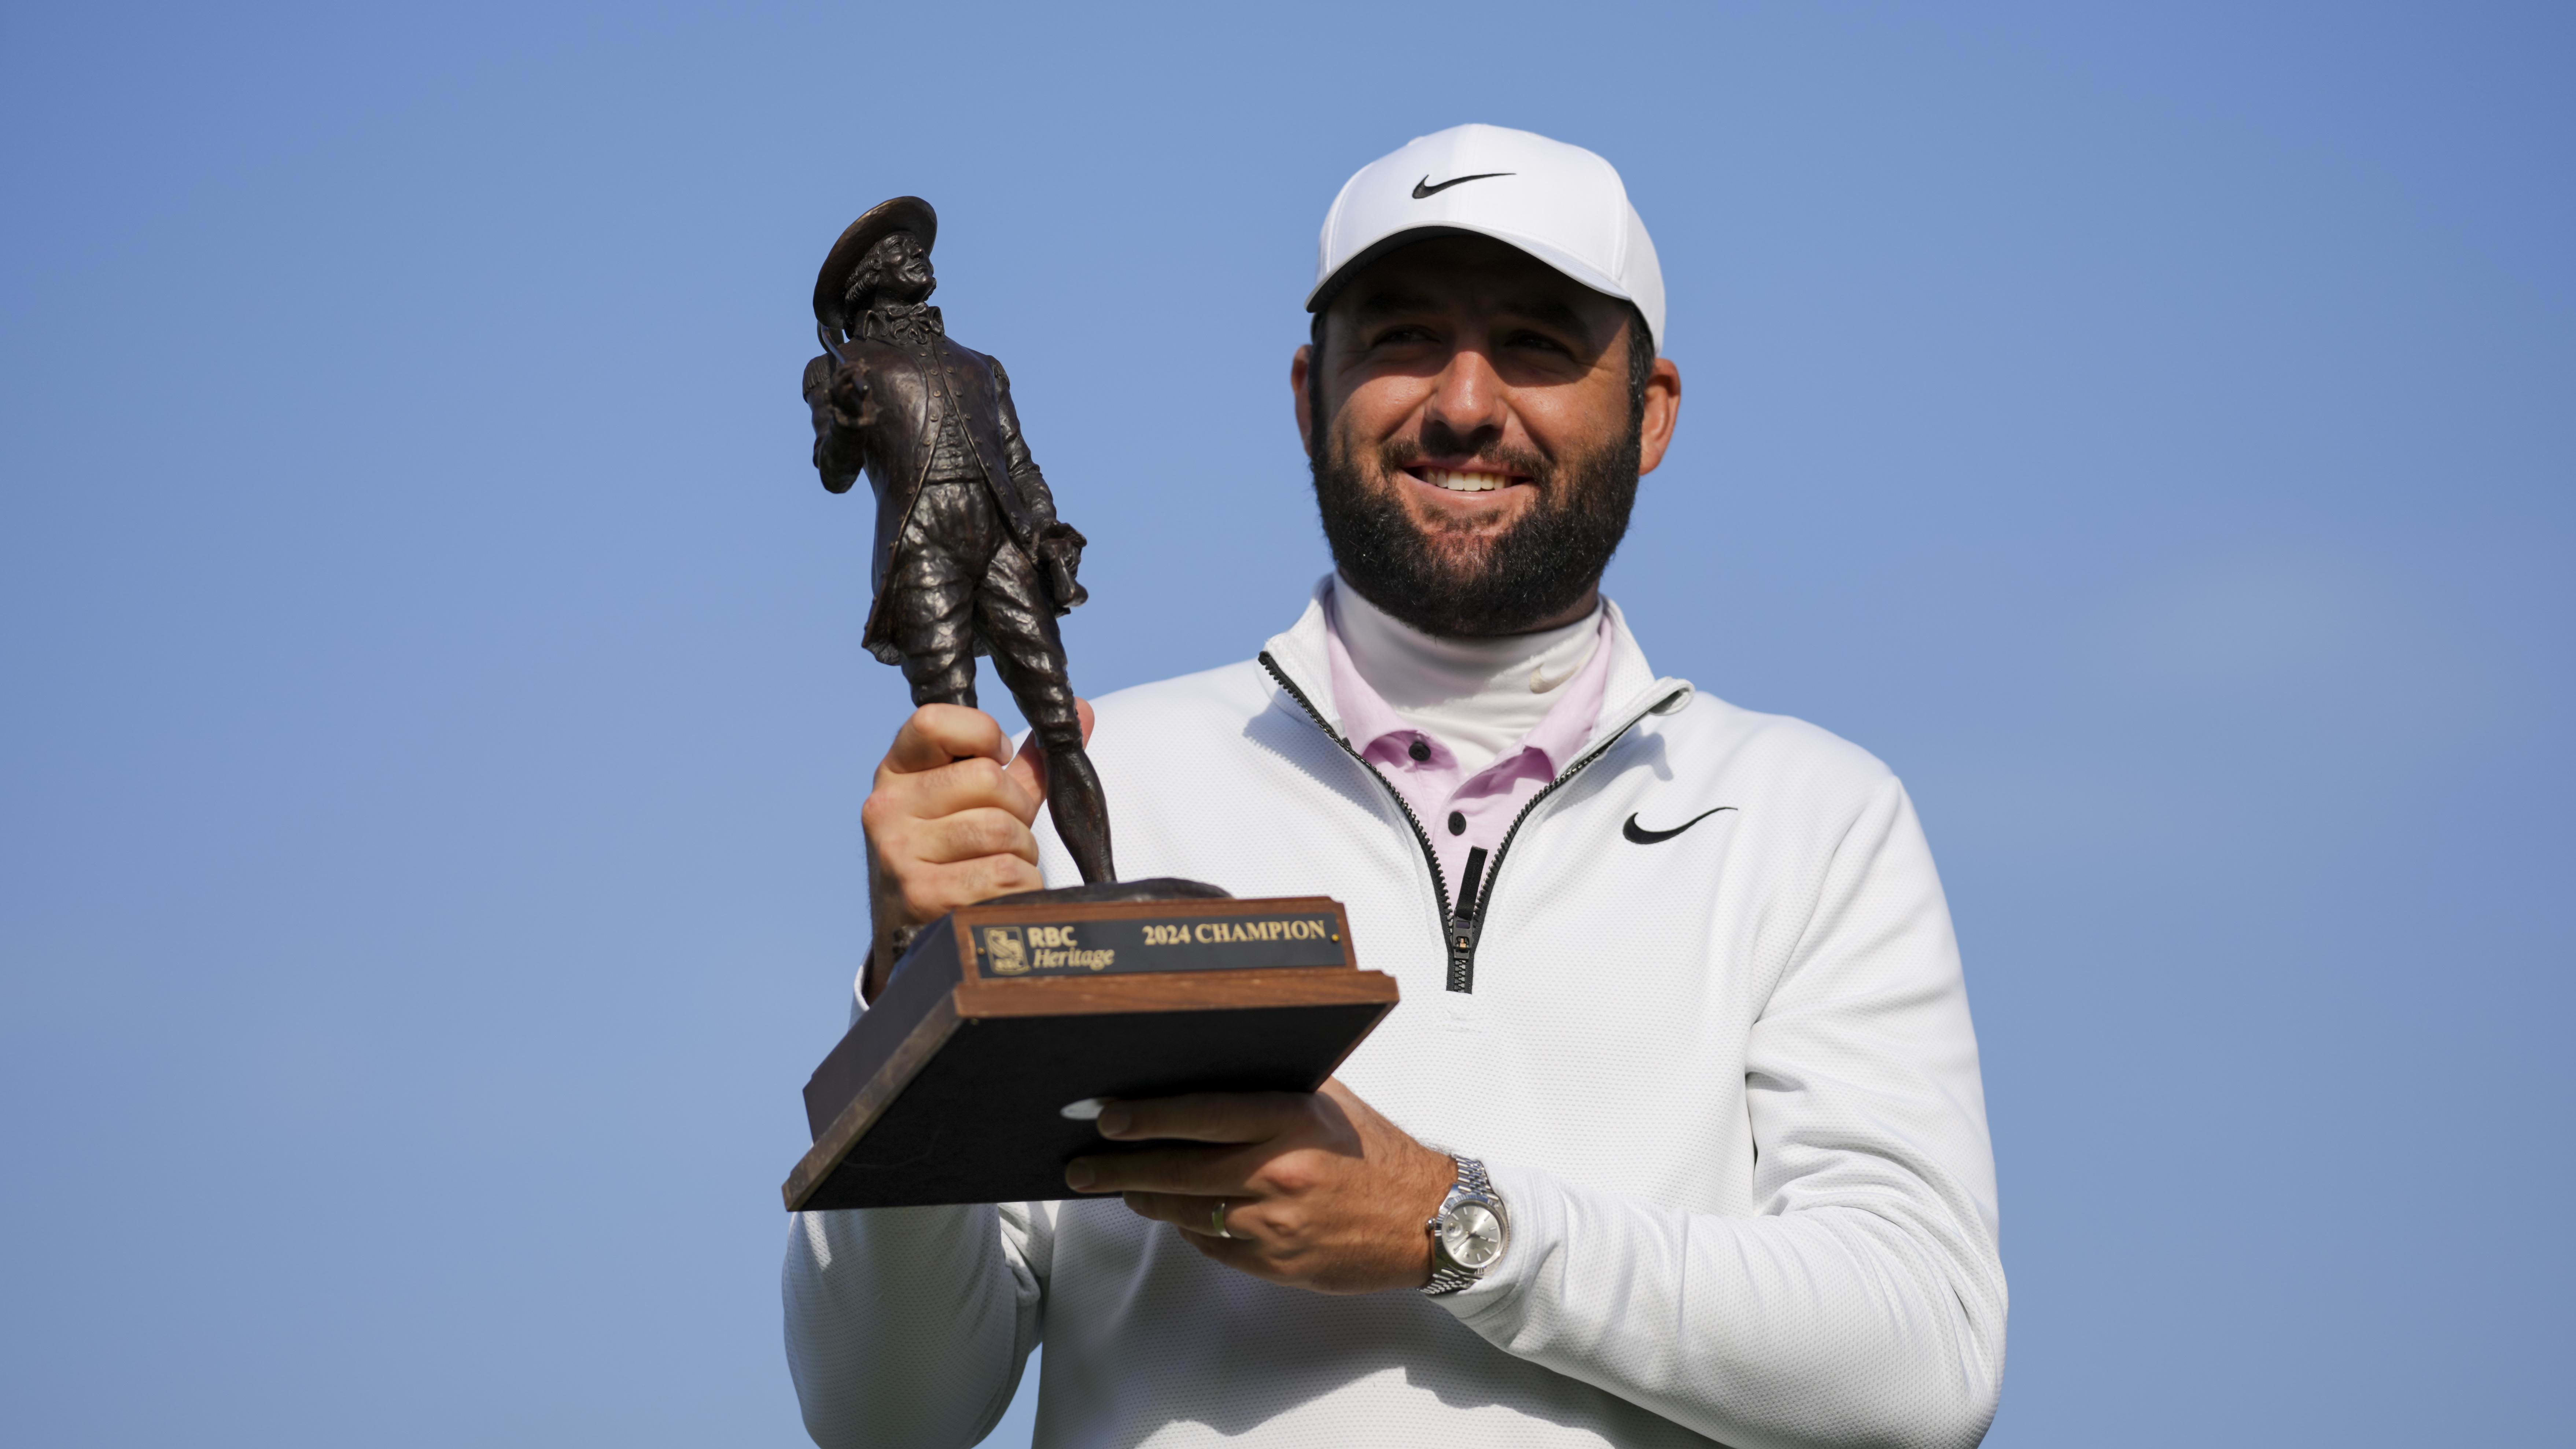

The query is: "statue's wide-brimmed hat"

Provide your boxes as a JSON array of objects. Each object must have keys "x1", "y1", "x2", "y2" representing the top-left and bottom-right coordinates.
[{"x1": 813, "y1": 195, "x2": 938, "y2": 330}]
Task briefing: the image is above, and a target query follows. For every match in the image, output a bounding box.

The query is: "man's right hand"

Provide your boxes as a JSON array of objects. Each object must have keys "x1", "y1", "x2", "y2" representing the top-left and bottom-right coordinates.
[{"x1": 859, "y1": 700, "x2": 1094, "y2": 999}]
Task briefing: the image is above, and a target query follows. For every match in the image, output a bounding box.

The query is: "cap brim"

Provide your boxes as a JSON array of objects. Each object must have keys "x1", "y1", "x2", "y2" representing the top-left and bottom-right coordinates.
[{"x1": 1305, "y1": 224, "x2": 1635, "y2": 320}]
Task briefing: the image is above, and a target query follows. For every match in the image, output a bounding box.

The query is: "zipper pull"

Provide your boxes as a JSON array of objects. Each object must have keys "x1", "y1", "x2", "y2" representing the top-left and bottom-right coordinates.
[{"x1": 1446, "y1": 846, "x2": 1489, "y2": 993}]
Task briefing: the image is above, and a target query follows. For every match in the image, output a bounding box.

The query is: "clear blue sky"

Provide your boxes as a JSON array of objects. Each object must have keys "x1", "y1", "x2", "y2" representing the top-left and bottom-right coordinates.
[{"x1": 3, "y1": 3, "x2": 2568, "y2": 1444}]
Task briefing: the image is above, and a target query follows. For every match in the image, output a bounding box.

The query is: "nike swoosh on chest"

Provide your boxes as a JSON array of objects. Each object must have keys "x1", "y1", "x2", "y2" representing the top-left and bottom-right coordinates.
[{"x1": 1622, "y1": 806, "x2": 1737, "y2": 844}]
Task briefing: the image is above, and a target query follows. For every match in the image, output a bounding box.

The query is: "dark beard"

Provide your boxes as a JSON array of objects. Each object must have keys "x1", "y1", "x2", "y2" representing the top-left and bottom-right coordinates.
[{"x1": 1311, "y1": 423, "x2": 1641, "y2": 638}]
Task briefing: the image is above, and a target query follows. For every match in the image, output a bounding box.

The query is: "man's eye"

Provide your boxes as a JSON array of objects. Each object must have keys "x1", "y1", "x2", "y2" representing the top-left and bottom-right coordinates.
[
  {"x1": 1371, "y1": 326, "x2": 1438, "y2": 347},
  {"x1": 1507, "y1": 331, "x2": 1574, "y2": 356}
]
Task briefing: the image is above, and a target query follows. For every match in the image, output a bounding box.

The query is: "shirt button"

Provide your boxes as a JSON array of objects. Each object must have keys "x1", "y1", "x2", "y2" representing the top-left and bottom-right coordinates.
[
  {"x1": 1408, "y1": 739, "x2": 1431, "y2": 762},
  {"x1": 1447, "y1": 811, "x2": 1466, "y2": 835}
]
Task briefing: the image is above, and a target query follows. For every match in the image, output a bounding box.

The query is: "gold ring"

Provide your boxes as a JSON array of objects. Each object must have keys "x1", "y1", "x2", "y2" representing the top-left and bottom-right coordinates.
[{"x1": 1210, "y1": 1200, "x2": 1233, "y2": 1239}]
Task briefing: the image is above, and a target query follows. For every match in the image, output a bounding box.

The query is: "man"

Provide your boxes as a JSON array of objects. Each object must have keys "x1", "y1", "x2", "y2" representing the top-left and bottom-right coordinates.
[
  {"x1": 786, "y1": 125, "x2": 2006, "y2": 1448},
  {"x1": 803, "y1": 195, "x2": 1115, "y2": 890}
]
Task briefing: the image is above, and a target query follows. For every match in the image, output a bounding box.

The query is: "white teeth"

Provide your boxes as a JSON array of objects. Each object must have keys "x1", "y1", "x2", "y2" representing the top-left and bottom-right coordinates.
[{"x1": 1421, "y1": 468, "x2": 1508, "y2": 493}]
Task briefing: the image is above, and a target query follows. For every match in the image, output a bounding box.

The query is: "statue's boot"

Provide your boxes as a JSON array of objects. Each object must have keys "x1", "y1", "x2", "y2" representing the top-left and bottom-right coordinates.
[{"x1": 1045, "y1": 743, "x2": 1116, "y2": 884}]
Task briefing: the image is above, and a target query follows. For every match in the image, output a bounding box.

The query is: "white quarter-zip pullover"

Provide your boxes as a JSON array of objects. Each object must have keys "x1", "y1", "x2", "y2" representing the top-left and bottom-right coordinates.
[{"x1": 783, "y1": 592, "x2": 2005, "y2": 1449}]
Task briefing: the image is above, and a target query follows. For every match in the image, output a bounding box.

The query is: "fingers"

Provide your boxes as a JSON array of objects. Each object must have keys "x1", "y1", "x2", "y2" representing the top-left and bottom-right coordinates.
[
  {"x1": 882, "y1": 854, "x2": 1046, "y2": 925},
  {"x1": 1097, "y1": 1092, "x2": 1317, "y2": 1145},
  {"x1": 865, "y1": 707, "x2": 1049, "y2": 937},
  {"x1": 874, "y1": 710, "x2": 1038, "y2": 830},
  {"x1": 1080, "y1": 1083, "x2": 1452, "y2": 1296},
  {"x1": 884, "y1": 705, "x2": 1014, "y2": 776},
  {"x1": 1006, "y1": 730, "x2": 1048, "y2": 808},
  {"x1": 1114, "y1": 1193, "x2": 1301, "y2": 1287},
  {"x1": 909, "y1": 806, "x2": 1040, "y2": 867},
  {"x1": 901, "y1": 757, "x2": 1042, "y2": 827},
  {"x1": 1003, "y1": 696, "x2": 1097, "y2": 805},
  {"x1": 1177, "y1": 1229, "x2": 1280, "y2": 1279},
  {"x1": 1112, "y1": 1194, "x2": 1318, "y2": 1291},
  {"x1": 865, "y1": 698, "x2": 1100, "y2": 953},
  {"x1": 1116, "y1": 1191, "x2": 1234, "y2": 1237},
  {"x1": 1064, "y1": 1143, "x2": 1259, "y2": 1198}
]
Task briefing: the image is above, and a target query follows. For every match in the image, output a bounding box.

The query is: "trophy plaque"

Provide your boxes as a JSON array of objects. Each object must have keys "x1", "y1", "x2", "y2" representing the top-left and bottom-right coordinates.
[{"x1": 784, "y1": 890, "x2": 1398, "y2": 1210}]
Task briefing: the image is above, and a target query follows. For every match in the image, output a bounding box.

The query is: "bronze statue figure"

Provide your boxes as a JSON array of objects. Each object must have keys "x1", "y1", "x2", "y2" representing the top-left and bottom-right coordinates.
[{"x1": 803, "y1": 196, "x2": 1114, "y2": 884}]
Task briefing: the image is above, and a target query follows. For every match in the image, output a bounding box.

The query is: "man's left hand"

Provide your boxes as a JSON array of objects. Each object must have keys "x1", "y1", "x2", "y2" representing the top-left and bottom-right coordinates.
[{"x1": 1063, "y1": 1080, "x2": 1457, "y2": 1295}]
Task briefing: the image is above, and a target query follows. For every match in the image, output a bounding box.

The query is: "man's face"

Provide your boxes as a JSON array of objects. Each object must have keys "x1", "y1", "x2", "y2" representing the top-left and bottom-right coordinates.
[
  {"x1": 1293, "y1": 235, "x2": 1680, "y2": 636},
  {"x1": 862, "y1": 231, "x2": 937, "y2": 305}
]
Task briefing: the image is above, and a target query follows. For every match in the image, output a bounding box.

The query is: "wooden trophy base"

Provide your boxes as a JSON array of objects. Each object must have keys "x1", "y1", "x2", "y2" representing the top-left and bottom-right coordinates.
[{"x1": 782, "y1": 885, "x2": 1398, "y2": 1211}]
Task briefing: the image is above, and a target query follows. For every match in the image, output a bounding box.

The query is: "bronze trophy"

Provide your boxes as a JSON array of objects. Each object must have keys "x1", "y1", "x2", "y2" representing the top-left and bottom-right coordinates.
[
  {"x1": 782, "y1": 199, "x2": 1397, "y2": 1211},
  {"x1": 798, "y1": 195, "x2": 1113, "y2": 885}
]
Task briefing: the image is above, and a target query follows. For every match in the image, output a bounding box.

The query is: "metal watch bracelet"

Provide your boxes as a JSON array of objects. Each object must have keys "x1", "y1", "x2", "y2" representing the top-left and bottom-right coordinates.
[{"x1": 1422, "y1": 1156, "x2": 1504, "y2": 1297}]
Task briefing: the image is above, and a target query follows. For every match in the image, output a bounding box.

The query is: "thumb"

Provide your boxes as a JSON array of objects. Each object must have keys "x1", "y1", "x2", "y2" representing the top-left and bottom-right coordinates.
[{"x1": 1004, "y1": 698, "x2": 1096, "y2": 803}]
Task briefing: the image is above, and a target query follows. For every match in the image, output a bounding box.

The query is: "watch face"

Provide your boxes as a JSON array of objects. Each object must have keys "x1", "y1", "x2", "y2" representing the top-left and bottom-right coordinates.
[{"x1": 1441, "y1": 1200, "x2": 1505, "y2": 1270}]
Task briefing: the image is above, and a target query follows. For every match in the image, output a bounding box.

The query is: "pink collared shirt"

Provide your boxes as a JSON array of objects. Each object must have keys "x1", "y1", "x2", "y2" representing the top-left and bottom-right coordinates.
[{"x1": 1323, "y1": 603, "x2": 1614, "y2": 910}]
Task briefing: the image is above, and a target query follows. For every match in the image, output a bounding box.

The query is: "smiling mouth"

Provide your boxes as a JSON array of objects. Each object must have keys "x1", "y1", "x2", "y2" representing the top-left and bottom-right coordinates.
[{"x1": 1404, "y1": 465, "x2": 1526, "y2": 494}]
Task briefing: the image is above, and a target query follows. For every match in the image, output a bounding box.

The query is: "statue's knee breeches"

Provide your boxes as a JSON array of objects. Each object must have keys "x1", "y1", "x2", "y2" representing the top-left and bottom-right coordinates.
[
  {"x1": 976, "y1": 541, "x2": 1081, "y2": 750},
  {"x1": 887, "y1": 556, "x2": 981, "y2": 709}
]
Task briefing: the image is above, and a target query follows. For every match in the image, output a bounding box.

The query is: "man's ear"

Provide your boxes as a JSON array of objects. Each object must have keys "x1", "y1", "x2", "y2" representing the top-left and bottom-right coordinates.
[
  {"x1": 1636, "y1": 356, "x2": 1683, "y2": 477},
  {"x1": 1291, "y1": 343, "x2": 1317, "y2": 459}
]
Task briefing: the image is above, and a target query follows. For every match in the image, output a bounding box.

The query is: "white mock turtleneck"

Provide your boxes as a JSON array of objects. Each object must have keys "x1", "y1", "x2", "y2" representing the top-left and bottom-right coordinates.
[{"x1": 1327, "y1": 577, "x2": 1603, "y2": 777}]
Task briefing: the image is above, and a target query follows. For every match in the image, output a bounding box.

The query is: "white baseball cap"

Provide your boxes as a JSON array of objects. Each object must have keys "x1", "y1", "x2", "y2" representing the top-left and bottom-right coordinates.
[{"x1": 1307, "y1": 123, "x2": 1666, "y2": 352}]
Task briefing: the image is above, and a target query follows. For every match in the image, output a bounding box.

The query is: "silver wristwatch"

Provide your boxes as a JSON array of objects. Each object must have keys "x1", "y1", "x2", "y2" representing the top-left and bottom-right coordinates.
[{"x1": 1422, "y1": 1156, "x2": 1509, "y2": 1296}]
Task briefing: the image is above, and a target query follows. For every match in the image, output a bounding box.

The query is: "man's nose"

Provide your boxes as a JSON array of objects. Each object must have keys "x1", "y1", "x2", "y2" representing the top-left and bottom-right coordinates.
[{"x1": 1421, "y1": 347, "x2": 1508, "y2": 449}]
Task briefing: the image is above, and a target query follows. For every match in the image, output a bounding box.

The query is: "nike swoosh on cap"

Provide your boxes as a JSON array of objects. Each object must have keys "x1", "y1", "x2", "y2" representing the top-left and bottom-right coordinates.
[
  {"x1": 1412, "y1": 172, "x2": 1513, "y2": 199},
  {"x1": 1622, "y1": 806, "x2": 1737, "y2": 844}
]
